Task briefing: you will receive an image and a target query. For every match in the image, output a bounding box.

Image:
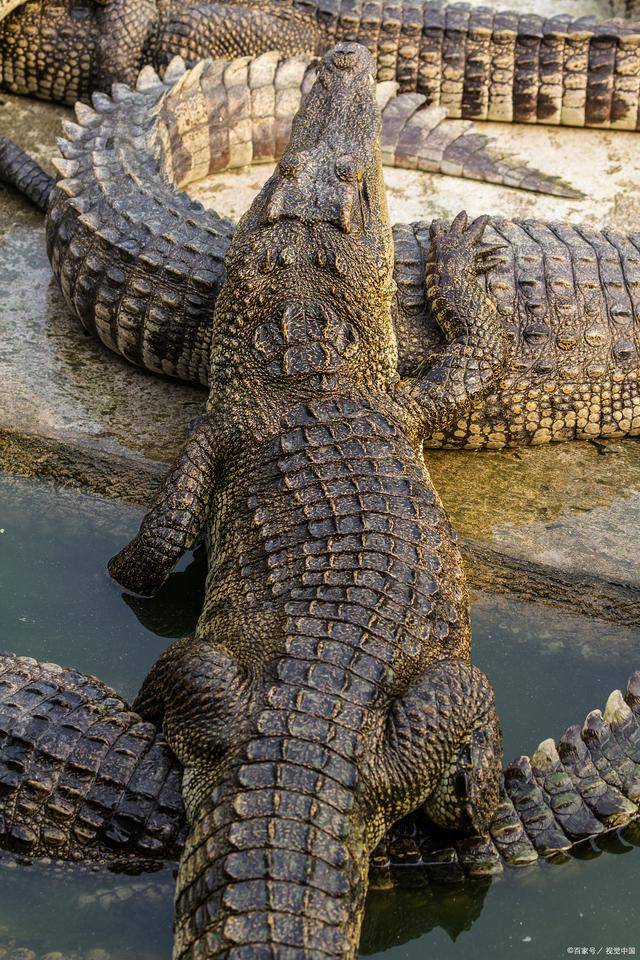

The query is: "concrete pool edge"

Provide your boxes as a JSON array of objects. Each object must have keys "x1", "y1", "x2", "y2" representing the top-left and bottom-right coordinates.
[{"x1": 2, "y1": 421, "x2": 639, "y2": 627}]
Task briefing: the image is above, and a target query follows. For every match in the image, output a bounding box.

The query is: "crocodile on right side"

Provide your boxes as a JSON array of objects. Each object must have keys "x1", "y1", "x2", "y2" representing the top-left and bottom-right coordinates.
[{"x1": 1, "y1": 51, "x2": 637, "y2": 450}]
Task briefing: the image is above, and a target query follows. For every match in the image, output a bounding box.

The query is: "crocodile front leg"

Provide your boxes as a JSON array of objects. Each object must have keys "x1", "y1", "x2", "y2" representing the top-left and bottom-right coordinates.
[
  {"x1": 396, "y1": 212, "x2": 507, "y2": 441},
  {"x1": 108, "y1": 419, "x2": 222, "y2": 596}
]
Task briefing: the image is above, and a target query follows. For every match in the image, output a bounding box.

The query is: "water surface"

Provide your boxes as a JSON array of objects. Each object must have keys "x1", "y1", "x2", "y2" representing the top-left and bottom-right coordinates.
[{"x1": 0, "y1": 473, "x2": 638, "y2": 959}]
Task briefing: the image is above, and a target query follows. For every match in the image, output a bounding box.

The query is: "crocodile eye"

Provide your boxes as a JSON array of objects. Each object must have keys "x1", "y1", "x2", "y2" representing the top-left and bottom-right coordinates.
[
  {"x1": 335, "y1": 155, "x2": 361, "y2": 183},
  {"x1": 279, "y1": 152, "x2": 304, "y2": 178}
]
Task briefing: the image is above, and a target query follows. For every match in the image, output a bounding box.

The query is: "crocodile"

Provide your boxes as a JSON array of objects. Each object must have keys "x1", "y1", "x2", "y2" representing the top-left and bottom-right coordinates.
[
  {"x1": 1, "y1": 0, "x2": 640, "y2": 131},
  {"x1": 1, "y1": 51, "x2": 638, "y2": 450},
  {"x1": 0, "y1": 651, "x2": 639, "y2": 883},
  {"x1": 99, "y1": 39, "x2": 512, "y2": 959}
]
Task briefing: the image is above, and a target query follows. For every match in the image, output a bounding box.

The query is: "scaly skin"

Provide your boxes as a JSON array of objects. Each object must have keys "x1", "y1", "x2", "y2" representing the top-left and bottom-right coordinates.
[
  {"x1": 1, "y1": 53, "x2": 636, "y2": 450},
  {"x1": 103, "y1": 42, "x2": 509, "y2": 959},
  {"x1": 1, "y1": 0, "x2": 640, "y2": 129},
  {"x1": 0, "y1": 652, "x2": 186, "y2": 863},
  {"x1": 0, "y1": 652, "x2": 638, "y2": 881},
  {"x1": 0, "y1": 0, "x2": 313, "y2": 102}
]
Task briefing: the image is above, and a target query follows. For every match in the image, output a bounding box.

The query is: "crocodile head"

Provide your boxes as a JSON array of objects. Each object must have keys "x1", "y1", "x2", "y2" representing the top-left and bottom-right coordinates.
[{"x1": 210, "y1": 42, "x2": 398, "y2": 408}]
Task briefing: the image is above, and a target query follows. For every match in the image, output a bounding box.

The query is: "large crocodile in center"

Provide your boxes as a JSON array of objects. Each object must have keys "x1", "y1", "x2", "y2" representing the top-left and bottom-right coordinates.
[
  {"x1": 104, "y1": 41, "x2": 508, "y2": 958},
  {"x1": 0, "y1": 41, "x2": 638, "y2": 958}
]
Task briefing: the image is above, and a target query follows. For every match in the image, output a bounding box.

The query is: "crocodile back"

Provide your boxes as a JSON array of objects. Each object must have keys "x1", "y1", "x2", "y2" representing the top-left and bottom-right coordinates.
[
  {"x1": 200, "y1": 394, "x2": 470, "y2": 672},
  {"x1": 395, "y1": 218, "x2": 640, "y2": 448}
]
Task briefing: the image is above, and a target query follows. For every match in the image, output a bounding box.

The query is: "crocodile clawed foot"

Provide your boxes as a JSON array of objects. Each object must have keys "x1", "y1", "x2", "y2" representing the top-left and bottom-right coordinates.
[
  {"x1": 108, "y1": 536, "x2": 172, "y2": 596},
  {"x1": 429, "y1": 212, "x2": 492, "y2": 276}
]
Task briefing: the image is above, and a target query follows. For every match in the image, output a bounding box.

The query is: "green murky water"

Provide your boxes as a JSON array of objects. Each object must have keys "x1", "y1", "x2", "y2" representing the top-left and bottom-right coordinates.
[{"x1": 0, "y1": 473, "x2": 638, "y2": 959}]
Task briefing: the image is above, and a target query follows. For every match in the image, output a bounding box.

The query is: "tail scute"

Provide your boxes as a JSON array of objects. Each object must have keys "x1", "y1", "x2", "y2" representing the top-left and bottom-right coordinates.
[{"x1": 0, "y1": 136, "x2": 54, "y2": 211}]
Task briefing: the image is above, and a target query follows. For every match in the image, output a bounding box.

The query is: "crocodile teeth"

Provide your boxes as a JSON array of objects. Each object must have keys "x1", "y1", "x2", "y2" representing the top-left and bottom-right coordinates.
[
  {"x1": 136, "y1": 64, "x2": 162, "y2": 91},
  {"x1": 163, "y1": 56, "x2": 187, "y2": 82},
  {"x1": 74, "y1": 101, "x2": 98, "y2": 126}
]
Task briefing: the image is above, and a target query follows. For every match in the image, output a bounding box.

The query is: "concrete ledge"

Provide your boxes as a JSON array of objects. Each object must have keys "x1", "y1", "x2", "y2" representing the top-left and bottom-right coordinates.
[{"x1": 2, "y1": 423, "x2": 639, "y2": 627}]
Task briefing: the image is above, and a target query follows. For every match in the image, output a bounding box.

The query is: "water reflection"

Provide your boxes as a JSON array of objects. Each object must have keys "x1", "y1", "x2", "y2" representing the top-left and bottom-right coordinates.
[
  {"x1": 121, "y1": 546, "x2": 206, "y2": 638},
  {"x1": 0, "y1": 473, "x2": 638, "y2": 959}
]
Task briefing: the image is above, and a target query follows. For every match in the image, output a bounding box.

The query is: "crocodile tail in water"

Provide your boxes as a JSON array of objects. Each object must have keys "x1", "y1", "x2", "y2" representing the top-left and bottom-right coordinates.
[
  {"x1": 0, "y1": 653, "x2": 638, "y2": 882},
  {"x1": 173, "y1": 782, "x2": 369, "y2": 959},
  {"x1": 375, "y1": 670, "x2": 640, "y2": 880},
  {"x1": 0, "y1": 135, "x2": 54, "y2": 211},
  {"x1": 0, "y1": 652, "x2": 186, "y2": 863}
]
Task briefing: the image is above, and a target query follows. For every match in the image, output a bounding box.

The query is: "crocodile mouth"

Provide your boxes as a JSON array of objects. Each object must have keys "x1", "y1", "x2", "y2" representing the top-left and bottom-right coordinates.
[{"x1": 252, "y1": 300, "x2": 360, "y2": 378}]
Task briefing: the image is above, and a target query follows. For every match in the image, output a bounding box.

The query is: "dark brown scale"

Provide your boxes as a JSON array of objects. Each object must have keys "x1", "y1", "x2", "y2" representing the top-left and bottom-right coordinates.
[{"x1": 0, "y1": 654, "x2": 186, "y2": 862}]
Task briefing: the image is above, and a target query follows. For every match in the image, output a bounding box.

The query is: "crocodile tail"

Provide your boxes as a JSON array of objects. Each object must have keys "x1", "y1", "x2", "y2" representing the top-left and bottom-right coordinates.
[
  {"x1": 297, "y1": 1, "x2": 640, "y2": 129},
  {"x1": 376, "y1": 84, "x2": 582, "y2": 199},
  {"x1": 45, "y1": 61, "x2": 236, "y2": 387},
  {"x1": 376, "y1": 671, "x2": 640, "y2": 879},
  {"x1": 174, "y1": 773, "x2": 368, "y2": 960},
  {"x1": 0, "y1": 135, "x2": 54, "y2": 211},
  {"x1": 0, "y1": 653, "x2": 186, "y2": 863},
  {"x1": 150, "y1": 1, "x2": 319, "y2": 71}
]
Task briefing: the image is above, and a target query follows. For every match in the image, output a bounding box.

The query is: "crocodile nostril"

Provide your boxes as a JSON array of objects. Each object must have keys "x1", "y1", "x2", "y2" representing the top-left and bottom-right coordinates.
[
  {"x1": 329, "y1": 43, "x2": 372, "y2": 74},
  {"x1": 279, "y1": 152, "x2": 304, "y2": 179}
]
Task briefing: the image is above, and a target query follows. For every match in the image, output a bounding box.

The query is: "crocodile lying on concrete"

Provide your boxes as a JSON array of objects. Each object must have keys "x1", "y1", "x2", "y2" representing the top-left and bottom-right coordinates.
[
  {"x1": 1, "y1": 52, "x2": 638, "y2": 449},
  {"x1": 0, "y1": 48, "x2": 583, "y2": 206},
  {"x1": 1, "y1": 0, "x2": 640, "y2": 131},
  {"x1": 1, "y1": 652, "x2": 639, "y2": 882}
]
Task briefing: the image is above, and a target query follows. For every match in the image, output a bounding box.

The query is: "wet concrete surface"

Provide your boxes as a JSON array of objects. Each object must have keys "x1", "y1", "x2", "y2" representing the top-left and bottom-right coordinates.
[{"x1": 0, "y1": 0, "x2": 639, "y2": 621}]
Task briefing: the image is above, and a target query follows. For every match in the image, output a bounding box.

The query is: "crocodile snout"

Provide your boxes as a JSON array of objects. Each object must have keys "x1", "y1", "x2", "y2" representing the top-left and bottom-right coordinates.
[
  {"x1": 261, "y1": 42, "x2": 378, "y2": 232},
  {"x1": 324, "y1": 41, "x2": 374, "y2": 76}
]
